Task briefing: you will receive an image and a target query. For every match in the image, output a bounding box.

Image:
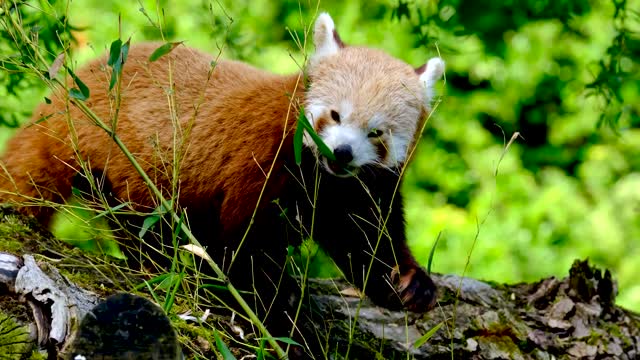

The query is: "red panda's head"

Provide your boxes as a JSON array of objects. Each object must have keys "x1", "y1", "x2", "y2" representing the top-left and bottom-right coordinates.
[{"x1": 304, "y1": 13, "x2": 444, "y2": 178}]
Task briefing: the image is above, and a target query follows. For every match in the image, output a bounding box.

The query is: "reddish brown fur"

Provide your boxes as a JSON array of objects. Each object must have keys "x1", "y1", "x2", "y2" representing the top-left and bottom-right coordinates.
[
  {"x1": 0, "y1": 43, "x2": 303, "y2": 240},
  {"x1": 0, "y1": 39, "x2": 440, "y2": 354},
  {"x1": 313, "y1": 115, "x2": 331, "y2": 134}
]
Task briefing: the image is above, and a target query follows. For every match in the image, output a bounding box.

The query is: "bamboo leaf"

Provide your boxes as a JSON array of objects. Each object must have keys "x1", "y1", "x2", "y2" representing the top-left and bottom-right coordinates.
[
  {"x1": 213, "y1": 330, "x2": 237, "y2": 360},
  {"x1": 107, "y1": 39, "x2": 122, "y2": 66},
  {"x1": 139, "y1": 204, "x2": 168, "y2": 238},
  {"x1": 310, "y1": 131, "x2": 336, "y2": 161},
  {"x1": 133, "y1": 273, "x2": 171, "y2": 291},
  {"x1": 260, "y1": 336, "x2": 301, "y2": 346},
  {"x1": 163, "y1": 272, "x2": 184, "y2": 312},
  {"x1": 148, "y1": 41, "x2": 183, "y2": 62},
  {"x1": 108, "y1": 73, "x2": 117, "y2": 91},
  {"x1": 139, "y1": 215, "x2": 160, "y2": 238},
  {"x1": 294, "y1": 112, "x2": 305, "y2": 165},
  {"x1": 413, "y1": 321, "x2": 443, "y2": 348},
  {"x1": 34, "y1": 112, "x2": 55, "y2": 124},
  {"x1": 67, "y1": 67, "x2": 90, "y2": 100},
  {"x1": 197, "y1": 283, "x2": 228, "y2": 291},
  {"x1": 108, "y1": 38, "x2": 131, "y2": 91},
  {"x1": 133, "y1": 273, "x2": 172, "y2": 292},
  {"x1": 121, "y1": 38, "x2": 130, "y2": 64},
  {"x1": 296, "y1": 107, "x2": 336, "y2": 163},
  {"x1": 91, "y1": 201, "x2": 132, "y2": 220},
  {"x1": 69, "y1": 88, "x2": 88, "y2": 101}
]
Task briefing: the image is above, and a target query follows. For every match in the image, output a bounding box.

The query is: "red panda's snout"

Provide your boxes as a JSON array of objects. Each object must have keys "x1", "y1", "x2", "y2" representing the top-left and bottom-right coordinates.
[
  {"x1": 317, "y1": 122, "x2": 381, "y2": 177},
  {"x1": 333, "y1": 144, "x2": 353, "y2": 164}
]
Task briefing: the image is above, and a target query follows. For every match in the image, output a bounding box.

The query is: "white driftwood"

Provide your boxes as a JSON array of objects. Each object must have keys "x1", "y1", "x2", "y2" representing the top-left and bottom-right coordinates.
[{"x1": 0, "y1": 252, "x2": 99, "y2": 349}]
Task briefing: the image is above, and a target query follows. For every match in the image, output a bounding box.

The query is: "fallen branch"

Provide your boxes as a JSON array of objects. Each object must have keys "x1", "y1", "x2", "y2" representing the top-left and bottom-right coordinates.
[{"x1": 0, "y1": 207, "x2": 638, "y2": 359}]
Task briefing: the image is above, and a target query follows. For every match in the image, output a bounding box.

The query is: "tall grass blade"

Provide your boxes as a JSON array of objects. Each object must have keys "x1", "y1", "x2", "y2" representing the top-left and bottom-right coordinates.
[
  {"x1": 413, "y1": 321, "x2": 443, "y2": 348},
  {"x1": 163, "y1": 272, "x2": 183, "y2": 312},
  {"x1": 213, "y1": 330, "x2": 237, "y2": 360},
  {"x1": 427, "y1": 231, "x2": 441, "y2": 275}
]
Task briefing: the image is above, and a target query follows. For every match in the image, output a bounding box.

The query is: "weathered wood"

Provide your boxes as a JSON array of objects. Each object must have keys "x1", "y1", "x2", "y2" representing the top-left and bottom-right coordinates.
[
  {"x1": 0, "y1": 251, "x2": 100, "y2": 357},
  {"x1": 15, "y1": 255, "x2": 100, "y2": 345},
  {"x1": 0, "y1": 207, "x2": 638, "y2": 359},
  {"x1": 311, "y1": 261, "x2": 640, "y2": 359}
]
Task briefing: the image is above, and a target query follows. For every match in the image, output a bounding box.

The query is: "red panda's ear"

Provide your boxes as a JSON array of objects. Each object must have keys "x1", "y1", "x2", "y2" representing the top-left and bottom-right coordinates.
[
  {"x1": 416, "y1": 57, "x2": 445, "y2": 104},
  {"x1": 312, "y1": 13, "x2": 345, "y2": 63}
]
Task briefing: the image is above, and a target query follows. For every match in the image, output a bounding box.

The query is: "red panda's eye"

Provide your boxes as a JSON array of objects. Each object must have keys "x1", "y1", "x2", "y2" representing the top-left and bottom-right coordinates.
[
  {"x1": 330, "y1": 110, "x2": 341, "y2": 123},
  {"x1": 368, "y1": 129, "x2": 384, "y2": 138}
]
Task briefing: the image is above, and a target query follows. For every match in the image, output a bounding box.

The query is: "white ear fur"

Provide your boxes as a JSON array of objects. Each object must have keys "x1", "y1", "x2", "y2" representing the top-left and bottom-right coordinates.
[
  {"x1": 418, "y1": 57, "x2": 445, "y2": 104},
  {"x1": 312, "y1": 13, "x2": 341, "y2": 62}
]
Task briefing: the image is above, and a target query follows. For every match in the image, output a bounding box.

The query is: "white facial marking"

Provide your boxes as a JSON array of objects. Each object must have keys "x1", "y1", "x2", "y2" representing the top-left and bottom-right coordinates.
[
  {"x1": 312, "y1": 13, "x2": 340, "y2": 63},
  {"x1": 322, "y1": 125, "x2": 376, "y2": 167},
  {"x1": 367, "y1": 114, "x2": 410, "y2": 166},
  {"x1": 368, "y1": 113, "x2": 385, "y2": 131},
  {"x1": 388, "y1": 133, "x2": 411, "y2": 166},
  {"x1": 306, "y1": 103, "x2": 323, "y2": 124},
  {"x1": 339, "y1": 100, "x2": 354, "y2": 120},
  {"x1": 419, "y1": 57, "x2": 445, "y2": 105}
]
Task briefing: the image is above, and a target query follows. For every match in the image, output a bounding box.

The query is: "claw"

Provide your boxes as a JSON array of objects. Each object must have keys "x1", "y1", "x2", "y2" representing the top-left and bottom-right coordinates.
[{"x1": 391, "y1": 266, "x2": 438, "y2": 312}]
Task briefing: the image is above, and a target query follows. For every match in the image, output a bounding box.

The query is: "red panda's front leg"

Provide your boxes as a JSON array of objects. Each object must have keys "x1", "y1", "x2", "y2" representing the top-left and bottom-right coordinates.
[
  {"x1": 311, "y1": 177, "x2": 437, "y2": 313},
  {"x1": 386, "y1": 243, "x2": 438, "y2": 312},
  {"x1": 358, "y1": 192, "x2": 437, "y2": 312}
]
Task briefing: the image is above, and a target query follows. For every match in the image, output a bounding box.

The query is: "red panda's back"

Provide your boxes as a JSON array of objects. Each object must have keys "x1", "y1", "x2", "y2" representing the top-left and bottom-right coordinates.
[{"x1": 0, "y1": 43, "x2": 304, "y2": 235}]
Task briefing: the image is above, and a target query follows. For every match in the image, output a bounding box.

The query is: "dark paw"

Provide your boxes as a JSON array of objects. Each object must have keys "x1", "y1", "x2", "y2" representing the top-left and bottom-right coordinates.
[
  {"x1": 392, "y1": 267, "x2": 438, "y2": 312},
  {"x1": 286, "y1": 344, "x2": 312, "y2": 360}
]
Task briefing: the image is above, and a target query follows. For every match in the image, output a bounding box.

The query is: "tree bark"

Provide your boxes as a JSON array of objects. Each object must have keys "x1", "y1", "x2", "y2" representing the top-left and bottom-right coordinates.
[
  {"x1": 310, "y1": 262, "x2": 639, "y2": 359},
  {"x1": 0, "y1": 206, "x2": 638, "y2": 359}
]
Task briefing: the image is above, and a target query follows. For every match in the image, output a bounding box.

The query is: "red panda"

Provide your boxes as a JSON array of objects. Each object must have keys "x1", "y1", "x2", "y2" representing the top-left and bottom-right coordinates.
[{"x1": 0, "y1": 12, "x2": 444, "y2": 347}]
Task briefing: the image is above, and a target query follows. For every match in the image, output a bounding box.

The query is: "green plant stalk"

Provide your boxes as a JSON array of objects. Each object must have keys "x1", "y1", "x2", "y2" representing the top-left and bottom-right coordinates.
[
  {"x1": 70, "y1": 99, "x2": 287, "y2": 359},
  {"x1": 286, "y1": 165, "x2": 321, "y2": 355},
  {"x1": 343, "y1": 101, "x2": 442, "y2": 358}
]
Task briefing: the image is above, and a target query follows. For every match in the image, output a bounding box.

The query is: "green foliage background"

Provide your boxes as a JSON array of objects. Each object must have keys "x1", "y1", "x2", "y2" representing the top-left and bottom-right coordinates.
[{"x1": 1, "y1": 0, "x2": 639, "y2": 311}]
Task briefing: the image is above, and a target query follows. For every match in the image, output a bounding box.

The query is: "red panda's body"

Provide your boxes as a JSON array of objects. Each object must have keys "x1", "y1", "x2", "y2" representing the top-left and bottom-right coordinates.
[
  {"x1": 0, "y1": 14, "x2": 444, "y2": 357},
  {"x1": 1, "y1": 43, "x2": 303, "y2": 239}
]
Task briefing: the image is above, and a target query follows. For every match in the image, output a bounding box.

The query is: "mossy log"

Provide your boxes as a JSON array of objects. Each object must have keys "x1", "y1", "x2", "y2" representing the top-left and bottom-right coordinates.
[{"x1": 0, "y1": 206, "x2": 638, "y2": 359}]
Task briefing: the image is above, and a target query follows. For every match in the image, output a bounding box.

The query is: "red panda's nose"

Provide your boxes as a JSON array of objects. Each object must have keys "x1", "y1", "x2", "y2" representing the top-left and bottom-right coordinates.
[{"x1": 334, "y1": 144, "x2": 354, "y2": 165}]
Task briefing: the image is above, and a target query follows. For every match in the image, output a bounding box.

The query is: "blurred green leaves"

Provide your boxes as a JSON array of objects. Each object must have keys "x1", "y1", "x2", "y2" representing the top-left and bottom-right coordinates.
[
  {"x1": 395, "y1": 0, "x2": 640, "y2": 311},
  {"x1": 0, "y1": 0, "x2": 77, "y2": 127}
]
